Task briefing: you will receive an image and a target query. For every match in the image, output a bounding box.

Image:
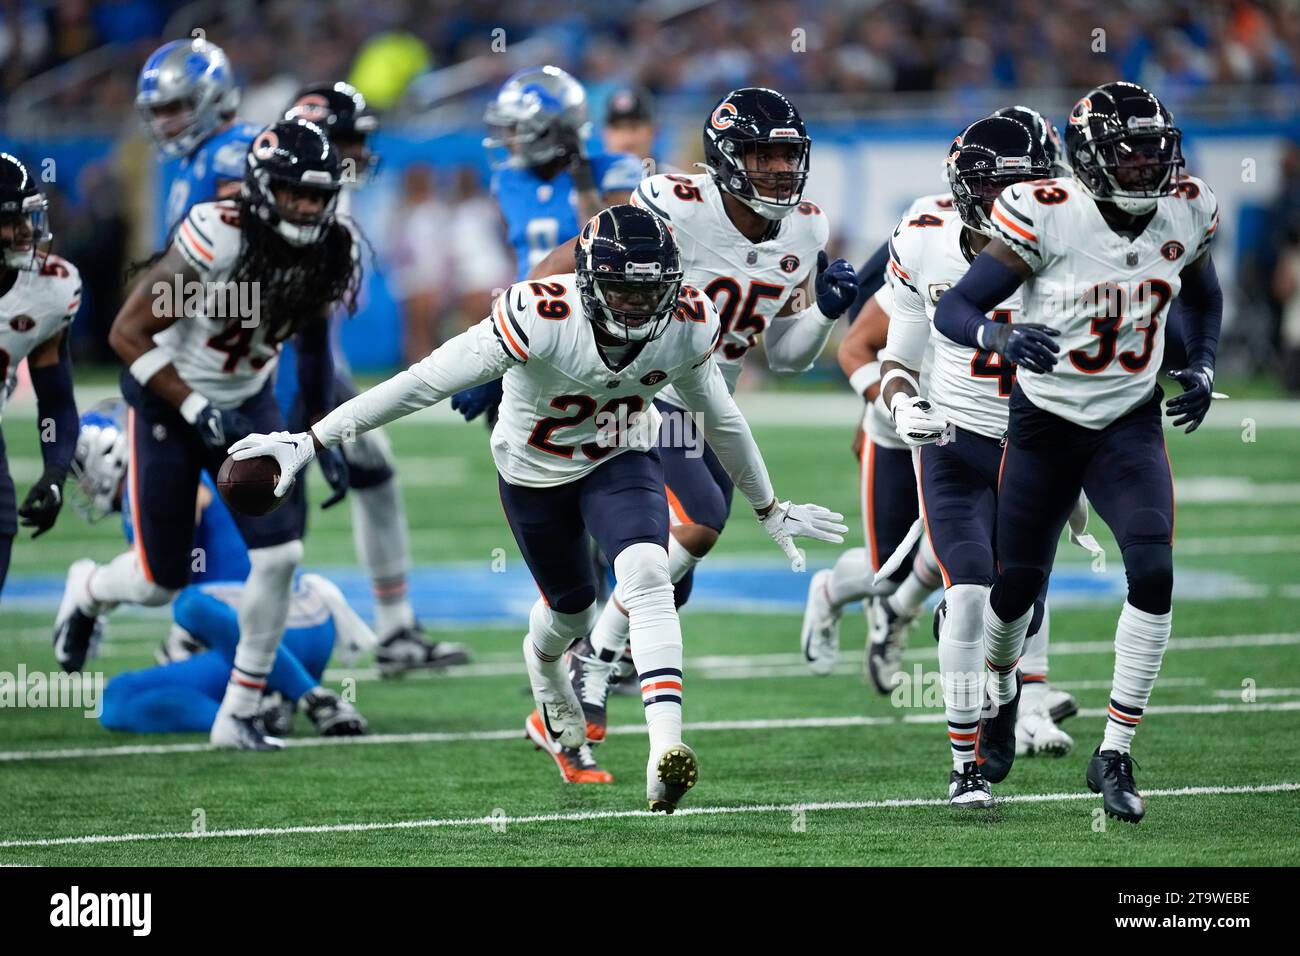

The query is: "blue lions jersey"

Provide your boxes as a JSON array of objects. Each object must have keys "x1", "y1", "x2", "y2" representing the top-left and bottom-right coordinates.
[
  {"x1": 123, "y1": 472, "x2": 251, "y2": 584},
  {"x1": 492, "y1": 152, "x2": 644, "y2": 279},
  {"x1": 156, "y1": 121, "x2": 260, "y2": 247}
]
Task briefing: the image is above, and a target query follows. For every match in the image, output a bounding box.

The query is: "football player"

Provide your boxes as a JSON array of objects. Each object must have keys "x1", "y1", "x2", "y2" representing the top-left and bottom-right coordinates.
[
  {"x1": 527, "y1": 88, "x2": 857, "y2": 776},
  {"x1": 136, "y1": 37, "x2": 260, "y2": 244},
  {"x1": 811, "y1": 105, "x2": 1071, "y2": 688},
  {"x1": 876, "y1": 116, "x2": 1070, "y2": 808},
  {"x1": 229, "y1": 204, "x2": 846, "y2": 811},
  {"x1": 450, "y1": 65, "x2": 643, "y2": 424},
  {"x1": 0, "y1": 154, "x2": 81, "y2": 599},
  {"x1": 65, "y1": 399, "x2": 388, "y2": 736},
  {"x1": 52, "y1": 121, "x2": 358, "y2": 750},
  {"x1": 932, "y1": 82, "x2": 1222, "y2": 822},
  {"x1": 275, "y1": 82, "x2": 467, "y2": 672}
]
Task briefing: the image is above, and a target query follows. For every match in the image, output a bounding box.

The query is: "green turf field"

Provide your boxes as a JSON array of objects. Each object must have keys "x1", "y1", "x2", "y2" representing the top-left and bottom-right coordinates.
[{"x1": 2, "y1": 387, "x2": 1299, "y2": 866}]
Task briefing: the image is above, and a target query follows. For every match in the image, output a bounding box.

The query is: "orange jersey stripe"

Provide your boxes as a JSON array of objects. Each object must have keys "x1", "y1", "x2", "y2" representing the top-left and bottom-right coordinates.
[
  {"x1": 993, "y1": 205, "x2": 1037, "y2": 243},
  {"x1": 495, "y1": 300, "x2": 527, "y2": 361},
  {"x1": 180, "y1": 220, "x2": 214, "y2": 261}
]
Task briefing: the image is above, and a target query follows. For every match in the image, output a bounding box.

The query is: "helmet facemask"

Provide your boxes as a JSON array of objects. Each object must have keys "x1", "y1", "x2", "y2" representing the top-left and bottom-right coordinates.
[
  {"x1": 714, "y1": 138, "x2": 809, "y2": 220},
  {"x1": 581, "y1": 264, "x2": 682, "y2": 345},
  {"x1": 0, "y1": 194, "x2": 51, "y2": 271},
  {"x1": 251, "y1": 171, "x2": 340, "y2": 246},
  {"x1": 950, "y1": 160, "x2": 1045, "y2": 237},
  {"x1": 1076, "y1": 127, "x2": 1183, "y2": 214}
]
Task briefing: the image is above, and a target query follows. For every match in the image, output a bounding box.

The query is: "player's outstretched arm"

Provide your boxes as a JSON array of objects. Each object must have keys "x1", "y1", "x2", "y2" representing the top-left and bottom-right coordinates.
[
  {"x1": 18, "y1": 330, "x2": 78, "y2": 537},
  {"x1": 764, "y1": 251, "x2": 857, "y2": 373},
  {"x1": 1166, "y1": 252, "x2": 1224, "y2": 433},
  {"x1": 229, "y1": 318, "x2": 517, "y2": 497},
  {"x1": 671, "y1": 358, "x2": 847, "y2": 566},
  {"x1": 932, "y1": 239, "x2": 1059, "y2": 373}
]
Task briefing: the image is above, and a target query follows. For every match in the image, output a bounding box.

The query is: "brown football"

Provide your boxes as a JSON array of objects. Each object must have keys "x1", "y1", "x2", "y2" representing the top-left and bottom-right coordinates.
[{"x1": 216, "y1": 454, "x2": 285, "y2": 516}]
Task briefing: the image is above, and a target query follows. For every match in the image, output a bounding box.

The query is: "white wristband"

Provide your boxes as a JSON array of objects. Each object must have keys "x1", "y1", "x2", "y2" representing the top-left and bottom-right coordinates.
[
  {"x1": 848, "y1": 361, "x2": 882, "y2": 398},
  {"x1": 128, "y1": 347, "x2": 172, "y2": 387},
  {"x1": 880, "y1": 367, "x2": 920, "y2": 402},
  {"x1": 178, "y1": 391, "x2": 210, "y2": 425}
]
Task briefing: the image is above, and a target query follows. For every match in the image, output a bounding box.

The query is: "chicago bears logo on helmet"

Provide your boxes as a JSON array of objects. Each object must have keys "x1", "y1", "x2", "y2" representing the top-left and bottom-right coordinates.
[
  {"x1": 289, "y1": 93, "x2": 330, "y2": 123},
  {"x1": 9, "y1": 315, "x2": 35, "y2": 332},
  {"x1": 1069, "y1": 97, "x2": 1093, "y2": 126},
  {"x1": 780, "y1": 254, "x2": 800, "y2": 274},
  {"x1": 252, "y1": 129, "x2": 279, "y2": 160},
  {"x1": 711, "y1": 101, "x2": 738, "y2": 130},
  {"x1": 641, "y1": 370, "x2": 668, "y2": 386},
  {"x1": 1161, "y1": 240, "x2": 1185, "y2": 261}
]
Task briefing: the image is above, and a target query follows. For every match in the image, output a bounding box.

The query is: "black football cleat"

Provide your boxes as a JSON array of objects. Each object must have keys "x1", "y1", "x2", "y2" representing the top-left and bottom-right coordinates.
[
  {"x1": 1087, "y1": 748, "x2": 1146, "y2": 823},
  {"x1": 302, "y1": 688, "x2": 369, "y2": 736},
  {"x1": 975, "y1": 671, "x2": 1022, "y2": 784},
  {"x1": 375, "y1": 626, "x2": 471, "y2": 677},
  {"x1": 948, "y1": 761, "x2": 994, "y2": 809}
]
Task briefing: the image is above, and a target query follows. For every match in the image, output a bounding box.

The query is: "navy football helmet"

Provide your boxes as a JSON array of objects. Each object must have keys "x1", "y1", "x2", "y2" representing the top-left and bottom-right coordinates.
[
  {"x1": 1066, "y1": 81, "x2": 1183, "y2": 214},
  {"x1": 244, "y1": 120, "x2": 343, "y2": 245},
  {"x1": 947, "y1": 116, "x2": 1051, "y2": 236},
  {"x1": 575, "y1": 205, "x2": 683, "y2": 344},
  {"x1": 0, "y1": 153, "x2": 51, "y2": 270},
  {"x1": 993, "y1": 104, "x2": 1067, "y2": 175},
  {"x1": 284, "y1": 82, "x2": 379, "y2": 184},
  {"x1": 702, "y1": 87, "x2": 810, "y2": 220}
]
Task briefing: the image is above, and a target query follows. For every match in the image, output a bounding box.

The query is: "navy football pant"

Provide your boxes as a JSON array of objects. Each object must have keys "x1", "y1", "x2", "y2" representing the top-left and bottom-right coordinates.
[
  {"x1": 992, "y1": 384, "x2": 1174, "y2": 620},
  {"x1": 0, "y1": 425, "x2": 13, "y2": 601},
  {"x1": 121, "y1": 372, "x2": 306, "y2": 591},
  {"x1": 500, "y1": 450, "x2": 670, "y2": 615}
]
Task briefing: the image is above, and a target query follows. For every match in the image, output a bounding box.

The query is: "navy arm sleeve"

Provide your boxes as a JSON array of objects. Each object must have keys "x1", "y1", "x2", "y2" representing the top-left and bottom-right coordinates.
[
  {"x1": 1175, "y1": 254, "x2": 1223, "y2": 370},
  {"x1": 296, "y1": 318, "x2": 335, "y2": 423},
  {"x1": 30, "y1": 336, "x2": 78, "y2": 477},
  {"x1": 933, "y1": 253, "x2": 1026, "y2": 348},
  {"x1": 845, "y1": 240, "x2": 890, "y2": 324}
]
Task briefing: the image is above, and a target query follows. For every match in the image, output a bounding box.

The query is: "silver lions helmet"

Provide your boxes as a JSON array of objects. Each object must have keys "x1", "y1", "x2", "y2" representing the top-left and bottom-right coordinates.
[
  {"x1": 70, "y1": 400, "x2": 129, "y2": 523},
  {"x1": 483, "y1": 65, "x2": 589, "y2": 169},
  {"x1": 136, "y1": 38, "x2": 241, "y2": 159}
]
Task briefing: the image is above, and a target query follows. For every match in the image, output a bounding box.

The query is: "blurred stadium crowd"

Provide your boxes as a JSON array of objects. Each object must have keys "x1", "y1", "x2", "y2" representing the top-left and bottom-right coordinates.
[{"x1": 4, "y1": 0, "x2": 1300, "y2": 384}]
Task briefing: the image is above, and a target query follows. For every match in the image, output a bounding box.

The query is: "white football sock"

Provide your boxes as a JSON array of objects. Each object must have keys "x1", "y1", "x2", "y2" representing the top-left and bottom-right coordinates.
[
  {"x1": 524, "y1": 599, "x2": 592, "y2": 703},
  {"x1": 890, "y1": 537, "x2": 943, "y2": 616},
  {"x1": 940, "y1": 584, "x2": 986, "y2": 770},
  {"x1": 825, "y1": 547, "x2": 871, "y2": 610},
  {"x1": 590, "y1": 534, "x2": 698, "y2": 660},
  {"x1": 1101, "y1": 602, "x2": 1172, "y2": 754},
  {"x1": 351, "y1": 479, "x2": 415, "y2": 638},
  {"x1": 225, "y1": 541, "x2": 301, "y2": 717},
  {"x1": 983, "y1": 597, "x2": 1032, "y2": 705},
  {"x1": 1021, "y1": 602, "x2": 1051, "y2": 709},
  {"x1": 615, "y1": 542, "x2": 683, "y2": 759},
  {"x1": 81, "y1": 551, "x2": 177, "y2": 615}
]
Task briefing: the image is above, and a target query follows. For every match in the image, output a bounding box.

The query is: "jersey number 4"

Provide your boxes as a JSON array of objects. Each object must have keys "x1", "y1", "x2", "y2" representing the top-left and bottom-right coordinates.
[{"x1": 970, "y1": 309, "x2": 1016, "y2": 395}]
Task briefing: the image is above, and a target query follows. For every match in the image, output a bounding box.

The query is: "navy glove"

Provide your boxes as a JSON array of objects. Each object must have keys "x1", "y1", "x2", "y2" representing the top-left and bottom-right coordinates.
[
  {"x1": 192, "y1": 403, "x2": 255, "y2": 454},
  {"x1": 983, "y1": 321, "x2": 1060, "y2": 375},
  {"x1": 451, "y1": 379, "x2": 504, "y2": 424},
  {"x1": 1165, "y1": 366, "x2": 1214, "y2": 433},
  {"x1": 814, "y1": 250, "x2": 858, "y2": 320},
  {"x1": 317, "y1": 446, "x2": 350, "y2": 509},
  {"x1": 18, "y1": 465, "x2": 66, "y2": 538}
]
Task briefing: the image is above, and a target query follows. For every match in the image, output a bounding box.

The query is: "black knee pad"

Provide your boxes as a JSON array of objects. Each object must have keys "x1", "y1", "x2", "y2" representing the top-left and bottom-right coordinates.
[
  {"x1": 550, "y1": 586, "x2": 597, "y2": 617},
  {"x1": 1123, "y1": 542, "x2": 1173, "y2": 614},
  {"x1": 990, "y1": 566, "x2": 1046, "y2": 622},
  {"x1": 673, "y1": 567, "x2": 695, "y2": 609}
]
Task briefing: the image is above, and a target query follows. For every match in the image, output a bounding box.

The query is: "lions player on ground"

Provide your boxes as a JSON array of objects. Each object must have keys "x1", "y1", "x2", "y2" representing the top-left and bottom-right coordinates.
[
  {"x1": 136, "y1": 37, "x2": 260, "y2": 244},
  {"x1": 52, "y1": 121, "x2": 357, "y2": 750},
  {"x1": 450, "y1": 65, "x2": 643, "y2": 424},
  {"x1": 230, "y1": 205, "x2": 846, "y2": 811},
  {"x1": 0, "y1": 154, "x2": 81, "y2": 600},
  {"x1": 528, "y1": 89, "x2": 857, "y2": 777},
  {"x1": 875, "y1": 116, "x2": 1074, "y2": 807},
  {"x1": 934, "y1": 82, "x2": 1223, "y2": 822}
]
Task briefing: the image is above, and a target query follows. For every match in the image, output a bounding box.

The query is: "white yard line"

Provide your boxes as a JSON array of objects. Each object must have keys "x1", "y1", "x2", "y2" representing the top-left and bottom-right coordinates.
[
  {"x1": 2, "y1": 781, "x2": 1297, "y2": 851},
  {"x1": 2, "y1": 701, "x2": 1296, "y2": 764}
]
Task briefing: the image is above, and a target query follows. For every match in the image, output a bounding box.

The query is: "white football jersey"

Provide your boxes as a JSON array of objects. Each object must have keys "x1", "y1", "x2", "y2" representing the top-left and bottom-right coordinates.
[
  {"x1": 0, "y1": 254, "x2": 81, "y2": 422},
  {"x1": 490, "y1": 273, "x2": 724, "y2": 487},
  {"x1": 630, "y1": 172, "x2": 828, "y2": 406},
  {"x1": 156, "y1": 200, "x2": 284, "y2": 407},
  {"x1": 990, "y1": 174, "x2": 1219, "y2": 429},
  {"x1": 888, "y1": 210, "x2": 1024, "y2": 440},
  {"x1": 865, "y1": 191, "x2": 956, "y2": 449}
]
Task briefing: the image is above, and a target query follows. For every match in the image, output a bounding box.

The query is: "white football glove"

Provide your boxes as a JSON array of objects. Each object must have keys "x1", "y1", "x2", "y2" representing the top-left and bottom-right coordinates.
[
  {"x1": 227, "y1": 430, "x2": 317, "y2": 498},
  {"x1": 759, "y1": 500, "x2": 848, "y2": 570},
  {"x1": 889, "y1": 393, "x2": 946, "y2": 447}
]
